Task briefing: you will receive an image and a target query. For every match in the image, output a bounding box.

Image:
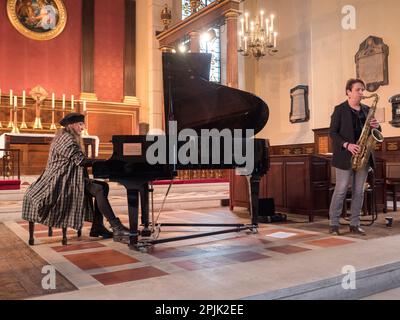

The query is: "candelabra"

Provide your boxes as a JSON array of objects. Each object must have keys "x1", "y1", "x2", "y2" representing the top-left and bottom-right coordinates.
[{"x1": 238, "y1": 10, "x2": 278, "y2": 59}]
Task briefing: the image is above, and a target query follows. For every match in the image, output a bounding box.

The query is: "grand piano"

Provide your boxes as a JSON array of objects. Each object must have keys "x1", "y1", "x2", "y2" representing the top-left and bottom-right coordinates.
[{"x1": 93, "y1": 52, "x2": 270, "y2": 251}]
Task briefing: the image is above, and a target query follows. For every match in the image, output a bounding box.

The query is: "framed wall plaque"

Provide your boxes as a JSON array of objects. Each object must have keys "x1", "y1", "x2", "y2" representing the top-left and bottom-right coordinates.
[
  {"x1": 7, "y1": 0, "x2": 67, "y2": 41},
  {"x1": 355, "y1": 36, "x2": 389, "y2": 92},
  {"x1": 289, "y1": 85, "x2": 310, "y2": 123}
]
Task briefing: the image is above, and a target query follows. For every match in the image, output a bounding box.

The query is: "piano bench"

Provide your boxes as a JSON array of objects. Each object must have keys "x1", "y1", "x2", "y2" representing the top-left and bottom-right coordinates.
[{"x1": 27, "y1": 222, "x2": 82, "y2": 246}]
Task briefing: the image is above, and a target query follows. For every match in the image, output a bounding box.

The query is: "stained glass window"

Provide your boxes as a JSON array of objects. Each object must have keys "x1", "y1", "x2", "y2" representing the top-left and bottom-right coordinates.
[
  {"x1": 182, "y1": 0, "x2": 216, "y2": 20},
  {"x1": 181, "y1": 0, "x2": 220, "y2": 83},
  {"x1": 200, "y1": 28, "x2": 221, "y2": 83}
]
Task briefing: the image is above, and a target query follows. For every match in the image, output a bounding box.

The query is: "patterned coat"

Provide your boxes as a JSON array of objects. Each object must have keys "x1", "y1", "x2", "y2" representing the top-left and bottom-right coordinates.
[{"x1": 22, "y1": 130, "x2": 94, "y2": 230}]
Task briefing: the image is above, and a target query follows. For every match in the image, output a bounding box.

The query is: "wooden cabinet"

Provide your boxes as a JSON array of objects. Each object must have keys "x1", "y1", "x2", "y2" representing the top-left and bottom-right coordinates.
[
  {"x1": 372, "y1": 157, "x2": 387, "y2": 213},
  {"x1": 229, "y1": 155, "x2": 331, "y2": 222},
  {"x1": 265, "y1": 155, "x2": 331, "y2": 222}
]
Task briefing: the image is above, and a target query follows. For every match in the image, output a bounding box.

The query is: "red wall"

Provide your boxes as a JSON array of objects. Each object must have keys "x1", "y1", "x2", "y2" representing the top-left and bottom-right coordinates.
[
  {"x1": 94, "y1": 0, "x2": 124, "y2": 102},
  {"x1": 0, "y1": 0, "x2": 82, "y2": 100},
  {"x1": 0, "y1": 0, "x2": 126, "y2": 102}
]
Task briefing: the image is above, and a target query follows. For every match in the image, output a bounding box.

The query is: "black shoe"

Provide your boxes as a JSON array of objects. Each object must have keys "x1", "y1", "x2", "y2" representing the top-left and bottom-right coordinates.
[
  {"x1": 89, "y1": 224, "x2": 113, "y2": 238},
  {"x1": 109, "y1": 218, "x2": 131, "y2": 243},
  {"x1": 329, "y1": 226, "x2": 340, "y2": 235},
  {"x1": 349, "y1": 225, "x2": 366, "y2": 235}
]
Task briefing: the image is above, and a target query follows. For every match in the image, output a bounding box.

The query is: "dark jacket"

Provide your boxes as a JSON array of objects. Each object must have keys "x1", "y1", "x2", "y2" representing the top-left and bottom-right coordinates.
[{"x1": 329, "y1": 100, "x2": 379, "y2": 170}]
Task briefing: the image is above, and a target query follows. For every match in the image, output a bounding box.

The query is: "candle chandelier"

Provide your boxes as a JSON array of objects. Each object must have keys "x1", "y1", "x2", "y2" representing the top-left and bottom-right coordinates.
[{"x1": 238, "y1": 9, "x2": 278, "y2": 59}]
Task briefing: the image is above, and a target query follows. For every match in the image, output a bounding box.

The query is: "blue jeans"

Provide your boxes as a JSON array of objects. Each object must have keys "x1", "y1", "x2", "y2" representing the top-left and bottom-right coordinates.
[{"x1": 329, "y1": 167, "x2": 369, "y2": 227}]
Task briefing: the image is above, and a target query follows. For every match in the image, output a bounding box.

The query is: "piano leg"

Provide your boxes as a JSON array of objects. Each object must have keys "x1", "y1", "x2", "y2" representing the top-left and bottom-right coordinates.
[
  {"x1": 247, "y1": 175, "x2": 261, "y2": 233},
  {"x1": 126, "y1": 189, "x2": 140, "y2": 248},
  {"x1": 140, "y1": 183, "x2": 151, "y2": 237}
]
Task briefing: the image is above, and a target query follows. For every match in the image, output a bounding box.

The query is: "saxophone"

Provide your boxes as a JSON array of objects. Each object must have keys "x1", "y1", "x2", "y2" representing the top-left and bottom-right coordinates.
[{"x1": 351, "y1": 93, "x2": 384, "y2": 171}]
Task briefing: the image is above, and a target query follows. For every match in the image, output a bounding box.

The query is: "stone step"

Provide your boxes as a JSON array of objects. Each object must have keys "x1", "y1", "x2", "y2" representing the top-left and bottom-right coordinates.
[{"x1": 244, "y1": 260, "x2": 400, "y2": 300}]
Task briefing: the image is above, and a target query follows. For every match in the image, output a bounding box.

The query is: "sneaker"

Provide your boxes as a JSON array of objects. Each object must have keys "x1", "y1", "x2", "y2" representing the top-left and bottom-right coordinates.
[
  {"x1": 329, "y1": 226, "x2": 340, "y2": 235},
  {"x1": 349, "y1": 225, "x2": 366, "y2": 235}
]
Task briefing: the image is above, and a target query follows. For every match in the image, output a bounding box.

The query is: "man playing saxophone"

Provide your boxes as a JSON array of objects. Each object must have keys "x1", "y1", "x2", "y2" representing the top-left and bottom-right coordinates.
[{"x1": 328, "y1": 78, "x2": 381, "y2": 235}]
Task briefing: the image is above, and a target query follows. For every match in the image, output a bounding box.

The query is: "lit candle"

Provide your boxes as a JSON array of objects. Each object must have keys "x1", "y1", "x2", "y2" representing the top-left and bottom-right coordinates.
[
  {"x1": 260, "y1": 10, "x2": 264, "y2": 29},
  {"x1": 270, "y1": 14, "x2": 275, "y2": 32},
  {"x1": 245, "y1": 12, "x2": 249, "y2": 32},
  {"x1": 240, "y1": 18, "x2": 244, "y2": 34},
  {"x1": 83, "y1": 100, "x2": 87, "y2": 112},
  {"x1": 13, "y1": 96, "x2": 17, "y2": 110},
  {"x1": 244, "y1": 36, "x2": 248, "y2": 51},
  {"x1": 10, "y1": 89, "x2": 13, "y2": 105},
  {"x1": 266, "y1": 19, "x2": 269, "y2": 37},
  {"x1": 71, "y1": 95, "x2": 74, "y2": 110},
  {"x1": 269, "y1": 26, "x2": 273, "y2": 43},
  {"x1": 62, "y1": 94, "x2": 65, "y2": 109},
  {"x1": 274, "y1": 32, "x2": 278, "y2": 48},
  {"x1": 22, "y1": 90, "x2": 25, "y2": 106},
  {"x1": 52, "y1": 93, "x2": 55, "y2": 109}
]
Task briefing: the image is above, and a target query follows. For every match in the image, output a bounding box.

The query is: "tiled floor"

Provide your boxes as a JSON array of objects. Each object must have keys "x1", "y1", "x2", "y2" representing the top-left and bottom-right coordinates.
[{"x1": 3, "y1": 204, "x2": 400, "y2": 300}]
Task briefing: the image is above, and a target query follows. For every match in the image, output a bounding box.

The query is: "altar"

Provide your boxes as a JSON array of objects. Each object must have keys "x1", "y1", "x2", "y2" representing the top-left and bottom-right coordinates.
[{"x1": 0, "y1": 133, "x2": 99, "y2": 175}]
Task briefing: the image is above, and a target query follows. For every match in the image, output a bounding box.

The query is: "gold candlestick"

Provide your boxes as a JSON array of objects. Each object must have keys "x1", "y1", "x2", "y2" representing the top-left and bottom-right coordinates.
[
  {"x1": 11, "y1": 108, "x2": 20, "y2": 134},
  {"x1": 20, "y1": 107, "x2": 28, "y2": 129},
  {"x1": 7, "y1": 107, "x2": 13, "y2": 128},
  {"x1": 50, "y1": 108, "x2": 57, "y2": 130}
]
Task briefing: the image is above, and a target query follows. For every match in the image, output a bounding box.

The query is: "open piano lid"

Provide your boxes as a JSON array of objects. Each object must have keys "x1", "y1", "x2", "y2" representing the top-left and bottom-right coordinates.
[{"x1": 162, "y1": 52, "x2": 269, "y2": 135}]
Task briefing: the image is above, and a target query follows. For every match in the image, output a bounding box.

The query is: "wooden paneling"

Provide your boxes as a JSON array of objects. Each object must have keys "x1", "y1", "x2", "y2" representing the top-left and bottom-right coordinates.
[
  {"x1": 270, "y1": 143, "x2": 314, "y2": 156},
  {"x1": 82, "y1": 101, "x2": 139, "y2": 157},
  {"x1": 87, "y1": 112, "x2": 135, "y2": 142},
  {"x1": 286, "y1": 161, "x2": 308, "y2": 211},
  {"x1": 266, "y1": 162, "x2": 285, "y2": 208}
]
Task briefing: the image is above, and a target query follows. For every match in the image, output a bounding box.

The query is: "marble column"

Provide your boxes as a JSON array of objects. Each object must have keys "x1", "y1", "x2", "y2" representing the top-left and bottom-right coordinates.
[{"x1": 225, "y1": 10, "x2": 239, "y2": 89}]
